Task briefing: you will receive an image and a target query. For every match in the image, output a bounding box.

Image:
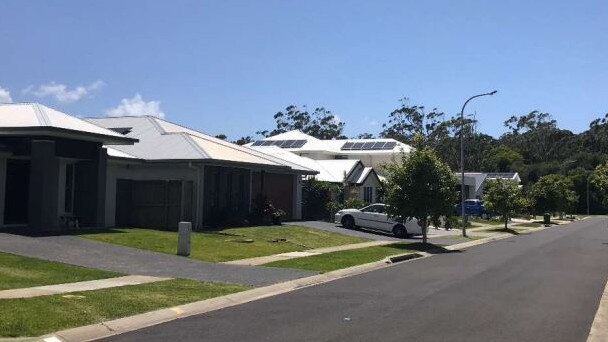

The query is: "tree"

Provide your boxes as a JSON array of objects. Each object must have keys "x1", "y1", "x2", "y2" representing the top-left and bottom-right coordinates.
[
  {"x1": 531, "y1": 174, "x2": 578, "y2": 218},
  {"x1": 214, "y1": 134, "x2": 227, "y2": 140},
  {"x1": 483, "y1": 178, "x2": 525, "y2": 230},
  {"x1": 590, "y1": 161, "x2": 608, "y2": 208},
  {"x1": 233, "y1": 136, "x2": 253, "y2": 145},
  {"x1": 257, "y1": 105, "x2": 346, "y2": 140},
  {"x1": 356, "y1": 132, "x2": 375, "y2": 139},
  {"x1": 384, "y1": 136, "x2": 458, "y2": 243},
  {"x1": 481, "y1": 145, "x2": 524, "y2": 172},
  {"x1": 380, "y1": 98, "x2": 448, "y2": 146}
]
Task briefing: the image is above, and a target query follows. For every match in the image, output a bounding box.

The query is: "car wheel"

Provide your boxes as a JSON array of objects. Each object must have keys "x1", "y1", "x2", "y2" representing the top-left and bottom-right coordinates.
[
  {"x1": 342, "y1": 216, "x2": 355, "y2": 230},
  {"x1": 392, "y1": 224, "x2": 408, "y2": 238}
]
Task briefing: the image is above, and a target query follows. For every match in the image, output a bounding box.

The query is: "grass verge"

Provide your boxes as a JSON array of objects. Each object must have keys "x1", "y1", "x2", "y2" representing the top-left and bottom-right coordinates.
[
  {"x1": 0, "y1": 279, "x2": 250, "y2": 337},
  {"x1": 77, "y1": 225, "x2": 369, "y2": 262},
  {"x1": 0, "y1": 252, "x2": 120, "y2": 291},
  {"x1": 514, "y1": 222, "x2": 544, "y2": 228},
  {"x1": 264, "y1": 242, "x2": 437, "y2": 273}
]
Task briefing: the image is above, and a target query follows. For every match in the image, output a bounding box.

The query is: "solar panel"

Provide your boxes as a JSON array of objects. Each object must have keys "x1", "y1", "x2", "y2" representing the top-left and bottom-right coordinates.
[
  {"x1": 251, "y1": 141, "x2": 264, "y2": 146},
  {"x1": 290, "y1": 140, "x2": 307, "y2": 148},
  {"x1": 261, "y1": 140, "x2": 275, "y2": 146},
  {"x1": 282, "y1": 140, "x2": 296, "y2": 148},
  {"x1": 383, "y1": 142, "x2": 397, "y2": 150},
  {"x1": 341, "y1": 142, "x2": 355, "y2": 150},
  {"x1": 352, "y1": 142, "x2": 365, "y2": 149},
  {"x1": 361, "y1": 142, "x2": 375, "y2": 150},
  {"x1": 371, "y1": 141, "x2": 386, "y2": 150}
]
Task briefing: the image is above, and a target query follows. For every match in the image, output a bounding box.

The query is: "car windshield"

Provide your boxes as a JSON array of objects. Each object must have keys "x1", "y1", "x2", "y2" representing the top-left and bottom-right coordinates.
[{"x1": 361, "y1": 205, "x2": 385, "y2": 213}]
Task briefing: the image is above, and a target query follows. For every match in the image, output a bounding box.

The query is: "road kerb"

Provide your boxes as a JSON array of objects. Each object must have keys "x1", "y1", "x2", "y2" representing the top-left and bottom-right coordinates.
[{"x1": 587, "y1": 277, "x2": 608, "y2": 342}]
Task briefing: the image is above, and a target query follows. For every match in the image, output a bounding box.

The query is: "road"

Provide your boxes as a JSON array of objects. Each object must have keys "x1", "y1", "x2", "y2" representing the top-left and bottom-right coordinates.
[{"x1": 103, "y1": 217, "x2": 608, "y2": 342}]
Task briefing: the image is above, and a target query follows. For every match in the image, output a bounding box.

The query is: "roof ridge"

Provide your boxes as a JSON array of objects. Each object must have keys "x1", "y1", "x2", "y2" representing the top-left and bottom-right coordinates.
[{"x1": 180, "y1": 133, "x2": 210, "y2": 159}]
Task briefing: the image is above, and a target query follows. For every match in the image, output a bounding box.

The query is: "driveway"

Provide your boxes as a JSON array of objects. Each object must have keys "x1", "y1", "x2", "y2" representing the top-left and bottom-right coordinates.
[
  {"x1": 103, "y1": 217, "x2": 608, "y2": 342},
  {"x1": 0, "y1": 233, "x2": 315, "y2": 286},
  {"x1": 287, "y1": 220, "x2": 469, "y2": 245}
]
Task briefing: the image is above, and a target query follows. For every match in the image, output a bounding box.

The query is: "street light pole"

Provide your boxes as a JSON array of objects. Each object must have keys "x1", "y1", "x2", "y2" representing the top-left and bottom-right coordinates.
[{"x1": 460, "y1": 90, "x2": 497, "y2": 237}]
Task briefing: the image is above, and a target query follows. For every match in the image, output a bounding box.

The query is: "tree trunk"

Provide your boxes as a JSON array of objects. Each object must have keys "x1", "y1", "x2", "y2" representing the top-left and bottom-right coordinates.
[
  {"x1": 504, "y1": 214, "x2": 508, "y2": 230},
  {"x1": 421, "y1": 219, "x2": 428, "y2": 244}
]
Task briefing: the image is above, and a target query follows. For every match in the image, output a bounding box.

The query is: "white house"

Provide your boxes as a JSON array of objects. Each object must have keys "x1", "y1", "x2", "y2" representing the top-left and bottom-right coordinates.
[
  {"x1": 457, "y1": 172, "x2": 522, "y2": 199},
  {"x1": 248, "y1": 130, "x2": 412, "y2": 176}
]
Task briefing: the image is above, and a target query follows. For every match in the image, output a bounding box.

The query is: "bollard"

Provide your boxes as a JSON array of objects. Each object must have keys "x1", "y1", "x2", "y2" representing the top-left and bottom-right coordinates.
[{"x1": 177, "y1": 221, "x2": 192, "y2": 256}]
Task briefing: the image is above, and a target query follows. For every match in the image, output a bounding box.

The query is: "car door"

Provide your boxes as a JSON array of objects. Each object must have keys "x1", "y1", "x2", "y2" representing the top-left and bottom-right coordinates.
[
  {"x1": 371, "y1": 205, "x2": 394, "y2": 232},
  {"x1": 357, "y1": 205, "x2": 385, "y2": 230}
]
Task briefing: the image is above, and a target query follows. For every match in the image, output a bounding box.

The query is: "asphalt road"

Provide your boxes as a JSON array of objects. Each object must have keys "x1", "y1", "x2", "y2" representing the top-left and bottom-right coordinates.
[{"x1": 103, "y1": 217, "x2": 608, "y2": 342}]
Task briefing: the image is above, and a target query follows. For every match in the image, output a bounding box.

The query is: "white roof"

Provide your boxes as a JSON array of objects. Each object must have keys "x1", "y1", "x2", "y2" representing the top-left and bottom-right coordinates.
[
  {"x1": 0, "y1": 103, "x2": 135, "y2": 145},
  {"x1": 248, "y1": 130, "x2": 412, "y2": 154},
  {"x1": 87, "y1": 116, "x2": 315, "y2": 173}
]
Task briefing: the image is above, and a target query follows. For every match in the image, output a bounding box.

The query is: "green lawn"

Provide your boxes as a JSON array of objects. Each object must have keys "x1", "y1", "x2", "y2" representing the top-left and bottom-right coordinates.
[
  {"x1": 77, "y1": 225, "x2": 369, "y2": 262},
  {"x1": 0, "y1": 252, "x2": 120, "y2": 291},
  {"x1": 264, "y1": 243, "x2": 434, "y2": 273},
  {"x1": 0, "y1": 279, "x2": 250, "y2": 337}
]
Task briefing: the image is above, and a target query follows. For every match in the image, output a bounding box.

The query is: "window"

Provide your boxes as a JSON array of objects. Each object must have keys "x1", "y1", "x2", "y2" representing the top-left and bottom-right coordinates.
[
  {"x1": 361, "y1": 204, "x2": 384, "y2": 213},
  {"x1": 64, "y1": 164, "x2": 75, "y2": 213},
  {"x1": 363, "y1": 187, "x2": 373, "y2": 203}
]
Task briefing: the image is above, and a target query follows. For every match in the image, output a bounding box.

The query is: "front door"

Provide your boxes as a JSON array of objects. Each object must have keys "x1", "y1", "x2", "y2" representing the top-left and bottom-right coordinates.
[{"x1": 4, "y1": 160, "x2": 30, "y2": 225}]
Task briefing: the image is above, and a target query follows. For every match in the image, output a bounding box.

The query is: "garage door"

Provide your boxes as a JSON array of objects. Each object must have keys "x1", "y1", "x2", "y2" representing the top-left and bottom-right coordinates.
[{"x1": 115, "y1": 179, "x2": 193, "y2": 229}]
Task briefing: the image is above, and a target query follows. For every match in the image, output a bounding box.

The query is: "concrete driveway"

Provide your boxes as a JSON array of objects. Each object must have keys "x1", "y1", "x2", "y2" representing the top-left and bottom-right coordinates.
[
  {"x1": 0, "y1": 233, "x2": 315, "y2": 286},
  {"x1": 286, "y1": 220, "x2": 469, "y2": 245}
]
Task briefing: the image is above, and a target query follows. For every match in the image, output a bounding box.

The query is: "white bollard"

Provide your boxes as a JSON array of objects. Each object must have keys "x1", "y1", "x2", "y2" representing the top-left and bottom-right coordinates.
[{"x1": 177, "y1": 222, "x2": 192, "y2": 256}]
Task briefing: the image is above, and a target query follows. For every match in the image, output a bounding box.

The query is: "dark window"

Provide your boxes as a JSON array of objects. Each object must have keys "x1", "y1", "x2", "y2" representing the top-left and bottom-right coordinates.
[{"x1": 363, "y1": 187, "x2": 373, "y2": 203}]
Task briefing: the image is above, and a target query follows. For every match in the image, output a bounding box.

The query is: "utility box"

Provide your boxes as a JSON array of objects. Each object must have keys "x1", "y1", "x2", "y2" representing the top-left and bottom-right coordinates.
[{"x1": 177, "y1": 221, "x2": 192, "y2": 256}]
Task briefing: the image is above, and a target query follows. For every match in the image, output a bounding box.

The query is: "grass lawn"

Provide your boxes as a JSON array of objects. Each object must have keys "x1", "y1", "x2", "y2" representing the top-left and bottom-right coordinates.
[
  {"x1": 264, "y1": 243, "x2": 436, "y2": 273},
  {"x1": 0, "y1": 279, "x2": 250, "y2": 337},
  {"x1": 482, "y1": 227, "x2": 527, "y2": 235},
  {"x1": 0, "y1": 252, "x2": 120, "y2": 291},
  {"x1": 77, "y1": 225, "x2": 369, "y2": 262}
]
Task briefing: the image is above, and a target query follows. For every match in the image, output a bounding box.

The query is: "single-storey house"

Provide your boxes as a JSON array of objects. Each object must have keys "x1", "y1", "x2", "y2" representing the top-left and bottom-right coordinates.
[
  {"x1": 456, "y1": 172, "x2": 522, "y2": 199},
  {"x1": 0, "y1": 103, "x2": 316, "y2": 232}
]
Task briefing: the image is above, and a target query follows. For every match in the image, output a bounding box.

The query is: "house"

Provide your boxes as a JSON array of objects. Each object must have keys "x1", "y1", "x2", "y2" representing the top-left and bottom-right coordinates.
[
  {"x1": 247, "y1": 130, "x2": 412, "y2": 176},
  {"x1": 457, "y1": 172, "x2": 522, "y2": 199},
  {"x1": 0, "y1": 103, "x2": 316, "y2": 232},
  {"x1": 87, "y1": 116, "x2": 316, "y2": 229},
  {"x1": 247, "y1": 145, "x2": 382, "y2": 203},
  {"x1": 0, "y1": 103, "x2": 137, "y2": 232}
]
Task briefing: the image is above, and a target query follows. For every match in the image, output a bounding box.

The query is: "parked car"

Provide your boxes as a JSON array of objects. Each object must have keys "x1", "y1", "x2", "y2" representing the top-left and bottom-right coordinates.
[
  {"x1": 334, "y1": 203, "x2": 421, "y2": 238},
  {"x1": 454, "y1": 199, "x2": 487, "y2": 217}
]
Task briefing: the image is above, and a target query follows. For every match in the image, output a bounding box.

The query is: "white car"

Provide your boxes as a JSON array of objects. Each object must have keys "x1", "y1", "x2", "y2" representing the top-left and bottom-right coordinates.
[{"x1": 334, "y1": 203, "x2": 422, "y2": 238}]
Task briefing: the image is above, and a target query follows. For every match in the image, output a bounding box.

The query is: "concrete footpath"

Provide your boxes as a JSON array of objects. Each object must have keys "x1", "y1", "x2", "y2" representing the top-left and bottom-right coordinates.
[
  {"x1": 0, "y1": 275, "x2": 169, "y2": 299},
  {"x1": 223, "y1": 240, "x2": 395, "y2": 266}
]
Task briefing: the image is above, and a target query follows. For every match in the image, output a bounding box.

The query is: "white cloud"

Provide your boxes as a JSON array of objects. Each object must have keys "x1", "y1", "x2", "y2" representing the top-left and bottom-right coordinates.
[
  {"x1": 23, "y1": 80, "x2": 104, "y2": 103},
  {"x1": 0, "y1": 86, "x2": 12, "y2": 103},
  {"x1": 106, "y1": 94, "x2": 165, "y2": 118}
]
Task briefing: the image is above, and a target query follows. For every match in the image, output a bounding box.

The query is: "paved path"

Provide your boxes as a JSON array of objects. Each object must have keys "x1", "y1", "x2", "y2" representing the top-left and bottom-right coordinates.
[
  {"x1": 0, "y1": 233, "x2": 315, "y2": 286},
  {"x1": 104, "y1": 217, "x2": 608, "y2": 342},
  {"x1": 223, "y1": 240, "x2": 395, "y2": 266},
  {"x1": 287, "y1": 220, "x2": 470, "y2": 245},
  {"x1": 0, "y1": 275, "x2": 168, "y2": 299}
]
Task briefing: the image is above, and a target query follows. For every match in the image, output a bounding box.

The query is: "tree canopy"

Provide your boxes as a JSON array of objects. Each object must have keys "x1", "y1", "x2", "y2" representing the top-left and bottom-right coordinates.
[
  {"x1": 384, "y1": 137, "x2": 458, "y2": 243},
  {"x1": 256, "y1": 105, "x2": 346, "y2": 140},
  {"x1": 483, "y1": 178, "x2": 526, "y2": 230}
]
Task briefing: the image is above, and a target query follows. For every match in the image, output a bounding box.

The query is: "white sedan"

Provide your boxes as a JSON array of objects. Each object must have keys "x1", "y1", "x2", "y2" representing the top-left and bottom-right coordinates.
[{"x1": 334, "y1": 203, "x2": 422, "y2": 238}]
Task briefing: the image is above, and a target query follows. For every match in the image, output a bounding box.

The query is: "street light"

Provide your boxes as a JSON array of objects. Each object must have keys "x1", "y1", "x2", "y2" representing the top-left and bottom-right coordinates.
[{"x1": 460, "y1": 90, "x2": 497, "y2": 237}]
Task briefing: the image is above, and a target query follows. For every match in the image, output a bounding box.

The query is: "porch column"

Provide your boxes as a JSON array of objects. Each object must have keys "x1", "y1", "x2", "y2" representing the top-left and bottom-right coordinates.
[
  {"x1": 28, "y1": 140, "x2": 60, "y2": 231},
  {"x1": 94, "y1": 147, "x2": 108, "y2": 227}
]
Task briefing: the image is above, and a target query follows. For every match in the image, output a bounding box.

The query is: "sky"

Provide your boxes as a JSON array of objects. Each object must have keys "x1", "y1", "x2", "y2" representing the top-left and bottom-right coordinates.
[{"x1": 0, "y1": 0, "x2": 606, "y2": 140}]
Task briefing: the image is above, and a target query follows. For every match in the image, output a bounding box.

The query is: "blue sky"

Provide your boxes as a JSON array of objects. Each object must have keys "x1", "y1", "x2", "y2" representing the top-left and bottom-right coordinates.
[{"x1": 0, "y1": 0, "x2": 606, "y2": 139}]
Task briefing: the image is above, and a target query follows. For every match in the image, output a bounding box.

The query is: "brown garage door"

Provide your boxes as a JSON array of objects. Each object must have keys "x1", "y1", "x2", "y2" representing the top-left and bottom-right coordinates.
[
  {"x1": 115, "y1": 179, "x2": 193, "y2": 229},
  {"x1": 252, "y1": 172, "x2": 294, "y2": 219}
]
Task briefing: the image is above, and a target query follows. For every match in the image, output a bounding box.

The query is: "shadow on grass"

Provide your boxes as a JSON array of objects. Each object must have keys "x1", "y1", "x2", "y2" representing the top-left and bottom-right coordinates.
[
  {"x1": 484, "y1": 228, "x2": 521, "y2": 235},
  {"x1": 394, "y1": 242, "x2": 460, "y2": 255}
]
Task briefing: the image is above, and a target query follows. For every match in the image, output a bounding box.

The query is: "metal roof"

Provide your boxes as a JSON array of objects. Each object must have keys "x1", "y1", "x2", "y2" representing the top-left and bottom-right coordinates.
[
  {"x1": 86, "y1": 116, "x2": 316, "y2": 173},
  {"x1": 0, "y1": 103, "x2": 137, "y2": 145}
]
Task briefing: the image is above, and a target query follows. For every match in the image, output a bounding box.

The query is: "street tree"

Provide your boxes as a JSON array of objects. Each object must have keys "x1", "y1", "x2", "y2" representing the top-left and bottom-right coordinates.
[
  {"x1": 590, "y1": 161, "x2": 608, "y2": 207},
  {"x1": 257, "y1": 105, "x2": 346, "y2": 140},
  {"x1": 384, "y1": 135, "x2": 458, "y2": 243},
  {"x1": 531, "y1": 174, "x2": 578, "y2": 218},
  {"x1": 483, "y1": 178, "x2": 525, "y2": 230}
]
